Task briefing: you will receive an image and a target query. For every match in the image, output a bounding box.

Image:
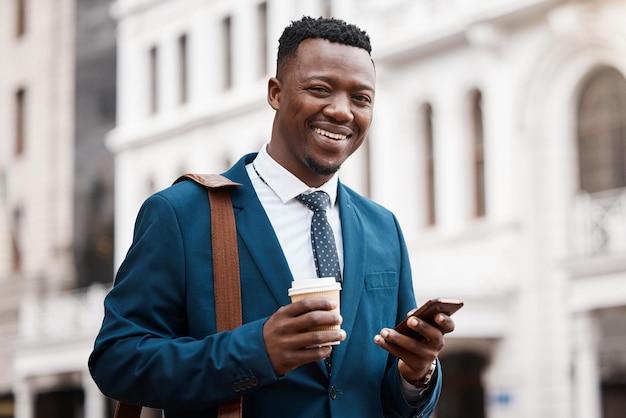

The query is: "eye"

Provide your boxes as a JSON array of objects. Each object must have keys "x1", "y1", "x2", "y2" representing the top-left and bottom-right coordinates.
[
  {"x1": 309, "y1": 86, "x2": 330, "y2": 95},
  {"x1": 353, "y1": 94, "x2": 372, "y2": 104}
]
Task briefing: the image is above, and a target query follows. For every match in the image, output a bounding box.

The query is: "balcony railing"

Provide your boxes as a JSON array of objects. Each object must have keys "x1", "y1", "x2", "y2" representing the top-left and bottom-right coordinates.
[{"x1": 571, "y1": 188, "x2": 626, "y2": 257}]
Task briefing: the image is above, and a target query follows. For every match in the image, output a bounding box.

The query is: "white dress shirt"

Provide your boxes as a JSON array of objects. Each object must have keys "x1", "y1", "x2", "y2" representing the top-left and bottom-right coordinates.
[{"x1": 246, "y1": 144, "x2": 343, "y2": 282}]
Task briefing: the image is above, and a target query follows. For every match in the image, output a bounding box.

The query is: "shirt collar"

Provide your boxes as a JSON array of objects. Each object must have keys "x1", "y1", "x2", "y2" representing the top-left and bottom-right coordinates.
[{"x1": 252, "y1": 144, "x2": 339, "y2": 207}]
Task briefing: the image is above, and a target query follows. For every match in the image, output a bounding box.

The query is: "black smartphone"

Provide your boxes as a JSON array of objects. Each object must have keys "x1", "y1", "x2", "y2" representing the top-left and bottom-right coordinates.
[{"x1": 394, "y1": 298, "x2": 464, "y2": 340}]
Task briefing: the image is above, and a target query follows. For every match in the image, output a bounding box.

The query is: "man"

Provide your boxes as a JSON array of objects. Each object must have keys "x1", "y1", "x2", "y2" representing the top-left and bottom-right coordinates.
[{"x1": 89, "y1": 16, "x2": 455, "y2": 418}]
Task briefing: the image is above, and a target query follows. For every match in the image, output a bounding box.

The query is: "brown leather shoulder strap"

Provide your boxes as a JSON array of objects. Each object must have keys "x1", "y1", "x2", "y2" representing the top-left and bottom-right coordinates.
[
  {"x1": 176, "y1": 173, "x2": 243, "y2": 416},
  {"x1": 173, "y1": 173, "x2": 242, "y2": 189},
  {"x1": 114, "y1": 173, "x2": 242, "y2": 418},
  {"x1": 206, "y1": 186, "x2": 242, "y2": 332},
  {"x1": 175, "y1": 173, "x2": 243, "y2": 331}
]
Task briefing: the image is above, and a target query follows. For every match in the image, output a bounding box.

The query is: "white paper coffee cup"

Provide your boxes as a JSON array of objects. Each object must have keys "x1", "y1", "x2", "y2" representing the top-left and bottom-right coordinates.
[{"x1": 288, "y1": 277, "x2": 342, "y2": 338}]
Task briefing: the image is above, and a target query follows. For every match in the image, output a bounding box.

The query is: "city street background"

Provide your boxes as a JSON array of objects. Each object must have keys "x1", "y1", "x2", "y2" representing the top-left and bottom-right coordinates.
[{"x1": 1, "y1": 0, "x2": 626, "y2": 417}]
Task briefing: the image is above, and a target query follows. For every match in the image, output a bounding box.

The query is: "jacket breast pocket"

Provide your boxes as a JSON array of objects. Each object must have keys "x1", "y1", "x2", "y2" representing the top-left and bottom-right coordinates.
[
  {"x1": 359, "y1": 272, "x2": 399, "y2": 338},
  {"x1": 363, "y1": 271, "x2": 398, "y2": 291}
]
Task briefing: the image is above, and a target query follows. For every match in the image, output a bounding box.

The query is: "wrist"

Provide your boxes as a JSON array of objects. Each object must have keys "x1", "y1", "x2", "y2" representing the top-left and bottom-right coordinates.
[{"x1": 405, "y1": 359, "x2": 437, "y2": 389}]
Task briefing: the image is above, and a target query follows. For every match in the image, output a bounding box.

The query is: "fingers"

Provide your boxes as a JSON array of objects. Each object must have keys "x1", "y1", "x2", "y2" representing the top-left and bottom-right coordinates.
[
  {"x1": 377, "y1": 314, "x2": 452, "y2": 348},
  {"x1": 434, "y1": 313, "x2": 456, "y2": 334},
  {"x1": 396, "y1": 313, "x2": 456, "y2": 342},
  {"x1": 374, "y1": 324, "x2": 441, "y2": 358},
  {"x1": 374, "y1": 313, "x2": 456, "y2": 382},
  {"x1": 283, "y1": 297, "x2": 339, "y2": 319},
  {"x1": 264, "y1": 297, "x2": 346, "y2": 376},
  {"x1": 274, "y1": 298, "x2": 343, "y2": 338}
]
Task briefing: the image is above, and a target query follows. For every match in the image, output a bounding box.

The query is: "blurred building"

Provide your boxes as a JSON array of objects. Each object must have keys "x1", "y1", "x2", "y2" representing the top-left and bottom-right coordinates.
[
  {"x1": 0, "y1": 0, "x2": 116, "y2": 417},
  {"x1": 2, "y1": 0, "x2": 626, "y2": 417}
]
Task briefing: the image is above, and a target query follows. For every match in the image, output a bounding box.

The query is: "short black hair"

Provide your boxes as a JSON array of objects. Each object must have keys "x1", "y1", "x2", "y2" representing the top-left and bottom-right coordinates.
[{"x1": 276, "y1": 16, "x2": 372, "y2": 78}]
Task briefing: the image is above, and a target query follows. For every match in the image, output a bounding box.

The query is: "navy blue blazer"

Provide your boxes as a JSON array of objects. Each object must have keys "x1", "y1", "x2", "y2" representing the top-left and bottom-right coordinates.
[{"x1": 89, "y1": 153, "x2": 441, "y2": 417}]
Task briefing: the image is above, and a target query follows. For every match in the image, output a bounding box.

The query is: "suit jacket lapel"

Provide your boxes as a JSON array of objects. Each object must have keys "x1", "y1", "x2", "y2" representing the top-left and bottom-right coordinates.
[
  {"x1": 225, "y1": 154, "x2": 293, "y2": 308},
  {"x1": 330, "y1": 183, "x2": 367, "y2": 377}
]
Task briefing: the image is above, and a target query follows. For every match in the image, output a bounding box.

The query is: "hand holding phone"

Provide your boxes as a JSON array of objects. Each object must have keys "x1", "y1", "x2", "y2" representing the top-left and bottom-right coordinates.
[{"x1": 394, "y1": 298, "x2": 463, "y2": 340}]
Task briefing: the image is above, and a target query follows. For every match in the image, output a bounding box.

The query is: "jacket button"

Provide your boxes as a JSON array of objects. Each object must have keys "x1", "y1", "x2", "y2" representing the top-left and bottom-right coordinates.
[{"x1": 330, "y1": 386, "x2": 337, "y2": 399}]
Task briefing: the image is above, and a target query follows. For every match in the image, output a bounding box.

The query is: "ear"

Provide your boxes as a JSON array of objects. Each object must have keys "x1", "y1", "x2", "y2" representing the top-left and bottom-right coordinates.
[{"x1": 267, "y1": 77, "x2": 281, "y2": 111}]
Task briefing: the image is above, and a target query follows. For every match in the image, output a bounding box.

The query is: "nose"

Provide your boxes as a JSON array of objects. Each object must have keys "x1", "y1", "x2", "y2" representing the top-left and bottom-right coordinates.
[{"x1": 323, "y1": 94, "x2": 354, "y2": 123}]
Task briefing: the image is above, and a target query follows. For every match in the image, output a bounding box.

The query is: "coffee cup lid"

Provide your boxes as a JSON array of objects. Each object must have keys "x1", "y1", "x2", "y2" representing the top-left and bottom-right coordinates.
[{"x1": 288, "y1": 277, "x2": 341, "y2": 296}]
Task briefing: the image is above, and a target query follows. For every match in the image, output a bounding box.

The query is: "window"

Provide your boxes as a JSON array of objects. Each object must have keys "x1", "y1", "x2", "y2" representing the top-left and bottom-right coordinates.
[
  {"x1": 256, "y1": 2, "x2": 268, "y2": 77},
  {"x1": 577, "y1": 67, "x2": 626, "y2": 193},
  {"x1": 363, "y1": 135, "x2": 372, "y2": 198},
  {"x1": 149, "y1": 46, "x2": 158, "y2": 114},
  {"x1": 0, "y1": 394, "x2": 15, "y2": 418},
  {"x1": 146, "y1": 177, "x2": 156, "y2": 197},
  {"x1": 178, "y1": 34, "x2": 188, "y2": 104},
  {"x1": 11, "y1": 207, "x2": 23, "y2": 273},
  {"x1": 16, "y1": 0, "x2": 26, "y2": 37},
  {"x1": 321, "y1": 0, "x2": 333, "y2": 17},
  {"x1": 436, "y1": 353, "x2": 487, "y2": 418},
  {"x1": 15, "y1": 88, "x2": 26, "y2": 155},
  {"x1": 421, "y1": 103, "x2": 436, "y2": 226},
  {"x1": 597, "y1": 309, "x2": 626, "y2": 418},
  {"x1": 222, "y1": 16, "x2": 233, "y2": 90},
  {"x1": 35, "y1": 388, "x2": 84, "y2": 418},
  {"x1": 469, "y1": 89, "x2": 486, "y2": 218}
]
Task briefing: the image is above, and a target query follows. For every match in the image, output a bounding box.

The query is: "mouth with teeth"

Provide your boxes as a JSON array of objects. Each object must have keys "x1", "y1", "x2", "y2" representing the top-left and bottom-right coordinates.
[{"x1": 313, "y1": 127, "x2": 349, "y2": 141}]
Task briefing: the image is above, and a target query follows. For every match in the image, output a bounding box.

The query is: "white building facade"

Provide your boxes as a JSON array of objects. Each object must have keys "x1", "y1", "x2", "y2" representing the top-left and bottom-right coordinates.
[
  {"x1": 109, "y1": 0, "x2": 626, "y2": 418},
  {"x1": 1, "y1": 0, "x2": 116, "y2": 417},
  {"x1": 106, "y1": 0, "x2": 626, "y2": 417},
  {"x1": 3, "y1": 0, "x2": 625, "y2": 417},
  {"x1": 0, "y1": 1, "x2": 84, "y2": 417}
]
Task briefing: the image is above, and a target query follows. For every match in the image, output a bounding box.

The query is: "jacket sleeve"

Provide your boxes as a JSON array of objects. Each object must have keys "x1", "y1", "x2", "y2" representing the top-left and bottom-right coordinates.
[
  {"x1": 380, "y1": 215, "x2": 442, "y2": 418},
  {"x1": 88, "y1": 193, "x2": 280, "y2": 411}
]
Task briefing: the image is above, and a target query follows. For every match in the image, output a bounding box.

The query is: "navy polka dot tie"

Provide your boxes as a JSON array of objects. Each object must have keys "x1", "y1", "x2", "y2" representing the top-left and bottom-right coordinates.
[{"x1": 296, "y1": 191, "x2": 342, "y2": 282}]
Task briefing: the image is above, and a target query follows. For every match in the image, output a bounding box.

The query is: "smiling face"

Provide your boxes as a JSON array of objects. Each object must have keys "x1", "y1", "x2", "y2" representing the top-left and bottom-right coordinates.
[{"x1": 267, "y1": 38, "x2": 376, "y2": 187}]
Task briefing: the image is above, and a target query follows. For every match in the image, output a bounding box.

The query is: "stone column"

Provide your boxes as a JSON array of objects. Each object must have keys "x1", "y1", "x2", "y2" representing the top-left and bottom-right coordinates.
[
  {"x1": 14, "y1": 379, "x2": 33, "y2": 418},
  {"x1": 83, "y1": 369, "x2": 106, "y2": 418},
  {"x1": 573, "y1": 313, "x2": 602, "y2": 418}
]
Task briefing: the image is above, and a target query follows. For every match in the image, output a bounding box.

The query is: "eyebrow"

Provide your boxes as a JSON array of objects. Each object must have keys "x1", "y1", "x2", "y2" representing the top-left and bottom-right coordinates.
[{"x1": 305, "y1": 75, "x2": 375, "y2": 93}]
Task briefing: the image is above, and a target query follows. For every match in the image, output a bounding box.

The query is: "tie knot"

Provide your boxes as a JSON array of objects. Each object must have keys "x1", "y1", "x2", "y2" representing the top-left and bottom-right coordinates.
[{"x1": 296, "y1": 191, "x2": 330, "y2": 213}]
